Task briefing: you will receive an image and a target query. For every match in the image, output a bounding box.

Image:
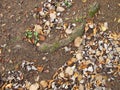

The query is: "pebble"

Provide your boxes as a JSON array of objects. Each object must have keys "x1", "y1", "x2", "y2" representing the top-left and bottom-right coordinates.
[{"x1": 56, "y1": 6, "x2": 65, "y2": 12}]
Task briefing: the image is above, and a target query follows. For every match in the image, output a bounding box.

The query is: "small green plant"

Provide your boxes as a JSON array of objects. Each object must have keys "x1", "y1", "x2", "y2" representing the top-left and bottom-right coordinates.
[
  {"x1": 64, "y1": 0, "x2": 72, "y2": 8},
  {"x1": 25, "y1": 30, "x2": 40, "y2": 45},
  {"x1": 25, "y1": 30, "x2": 32, "y2": 39},
  {"x1": 50, "y1": 42, "x2": 61, "y2": 52},
  {"x1": 75, "y1": 17, "x2": 84, "y2": 23},
  {"x1": 33, "y1": 31, "x2": 39, "y2": 44},
  {"x1": 41, "y1": 45, "x2": 49, "y2": 51},
  {"x1": 88, "y1": 2, "x2": 100, "y2": 17}
]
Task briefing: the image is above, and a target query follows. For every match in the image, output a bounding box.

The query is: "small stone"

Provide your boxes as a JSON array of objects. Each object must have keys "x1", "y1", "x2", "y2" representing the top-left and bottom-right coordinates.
[
  {"x1": 74, "y1": 37, "x2": 82, "y2": 47},
  {"x1": 42, "y1": 56, "x2": 46, "y2": 60},
  {"x1": 29, "y1": 83, "x2": 39, "y2": 90},
  {"x1": 56, "y1": 6, "x2": 65, "y2": 12},
  {"x1": 65, "y1": 66, "x2": 74, "y2": 76},
  {"x1": 40, "y1": 80, "x2": 48, "y2": 88},
  {"x1": 36, "y1": 43, "x2": 40, "y2": 47}
]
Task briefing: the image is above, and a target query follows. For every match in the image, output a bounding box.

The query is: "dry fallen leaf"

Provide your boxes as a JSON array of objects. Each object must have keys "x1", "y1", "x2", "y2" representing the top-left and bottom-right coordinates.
[
  {"x1": 93, "y1": 27, "x2": 97, "y2": 35},
  {"x1": 0, "y1": 48, "x2": 1, "y2": 54},
  {"x1": 37, "y1": 66, "x2": 44, "y2": 72},
  {"x1": 34, "y1": 24, "x2": 43, "y2": 34},
  {"x1": 56, "y1": 6, "x2": 65, "y2": 12},
  {"x1": 39, "y1": 35, "x2": 46, "y2": 41},
  {"x1": 29, "y1": 83, "x2": 39, "y2": 90},
  {"x1": 40, "y1": 80, "x2": 48, "y2": 88},
  {"x1": 118, "y1": 18, "x2": 120, "y2": 23},
  {"x1": 74, "y1": 37, "x2": 82, "y2": 47},
  {"x1": 82, "y1": 0, "x2": 87, "y2": 3},
  {"x1": 67, "y1": 58, "x2": 77, "y2": 66},
  {"x1": 109, "y1": 32, "x2": 120, "y2": 40},
  {"x1": 5, "y1": 83, "x2": 12, "y2": 89},
  {"x1": 99, "y1": 22, "x2": 108, "y2": 31},
  {"x1": 65, "y1": 66, "x2": 74, "y2": 76}
]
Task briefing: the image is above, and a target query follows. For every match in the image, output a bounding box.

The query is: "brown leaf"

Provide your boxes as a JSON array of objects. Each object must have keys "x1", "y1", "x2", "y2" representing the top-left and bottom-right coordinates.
[
  {"x1": 74, "y1": 37, "x2": 82, "y2": 47},
  {"x1": 40, "y1": 80, "x2": 48, "y2": 88},
  {"x1": 67, "y1": 58, "x2": 77, "y2": 66},
  {"x1": 37, "y1": 66, "x2": 44, "y2": 72},
  {"x1": 39, "y1": 35, "x2": 46, "y2": 41}
]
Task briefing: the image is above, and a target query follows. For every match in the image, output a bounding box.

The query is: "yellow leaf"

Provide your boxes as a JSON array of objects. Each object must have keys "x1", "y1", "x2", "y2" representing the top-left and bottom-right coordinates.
[
  {"x1": 82, "y1": 0, "x2": 87, "y2": 3},
  {"x1": 118, "y1": 18, "x2": 120, "y2": 23}
]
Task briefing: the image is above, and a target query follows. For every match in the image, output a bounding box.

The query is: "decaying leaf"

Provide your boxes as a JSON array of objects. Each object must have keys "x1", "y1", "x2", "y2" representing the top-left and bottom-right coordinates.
[
  {"x1": 99, "y1": 22, "x2": 108, "y2": 32},
  {"x1": 29, "y1": 83, "x2": 39, "y2": 90},
  {"x1": 34, "y1": 24, "x2": 43, "y2": 34},
  {"x1": 67, "y1": 58, "x2": 77, "y2": 66},
  {"x1": 109, "y1": 32, "x2": 120, "y2": 40},
  {"x1": 37, "y1": 66, "x2": 44, "y2": 72},
  {"x1": 74, "y1": 37, "x2": 82, "y2": 47},
  {"x1": 82, "y1": 0, "x2": 87, "y2": 3},
  {"x1": 40, "y1": 80, "x2": 48, "y2": 88}
]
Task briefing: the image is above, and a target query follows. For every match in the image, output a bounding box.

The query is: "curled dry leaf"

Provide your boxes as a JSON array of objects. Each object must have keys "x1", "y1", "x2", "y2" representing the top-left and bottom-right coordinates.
[
  {"x1": 5, "y1": 83, "x2": 12, "y2": 89},
  {"x1": 34, "y1": 24, "x2": 43, "y2": 34},
  {"x1": 109, "y1": 32, "x2": 120, "y2": 40}
]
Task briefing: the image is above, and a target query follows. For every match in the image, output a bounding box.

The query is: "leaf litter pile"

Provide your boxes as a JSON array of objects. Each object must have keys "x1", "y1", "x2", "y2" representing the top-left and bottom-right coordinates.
[{"x1": 0, "y1": 0, "x2": 120, "y2": 90}]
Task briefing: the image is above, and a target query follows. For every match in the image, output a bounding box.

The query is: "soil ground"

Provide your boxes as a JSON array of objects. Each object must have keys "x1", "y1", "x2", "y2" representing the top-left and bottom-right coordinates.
[{"x1": 0, "y1": 0, "x2": 120, "y2": 89}]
